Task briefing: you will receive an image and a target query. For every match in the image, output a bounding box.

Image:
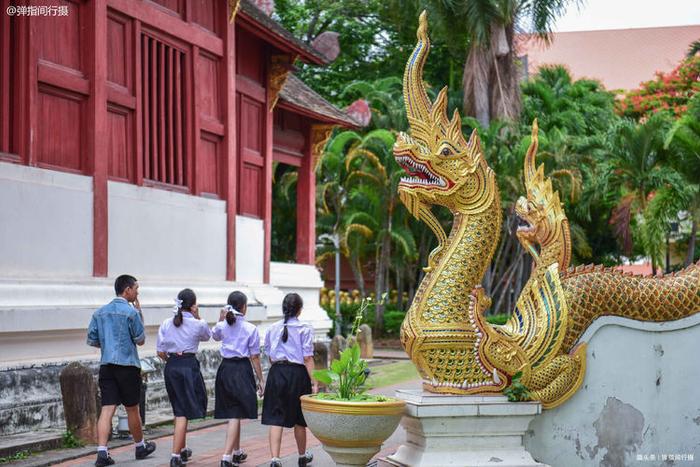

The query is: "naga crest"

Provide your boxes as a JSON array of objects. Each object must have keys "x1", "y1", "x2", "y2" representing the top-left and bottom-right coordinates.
[
  {"x1": 515, "y1": 121, "x2": 572, "y2": 270},
  {"x1": 395, "y1": 12, "x2": 494, "y2": 215}
]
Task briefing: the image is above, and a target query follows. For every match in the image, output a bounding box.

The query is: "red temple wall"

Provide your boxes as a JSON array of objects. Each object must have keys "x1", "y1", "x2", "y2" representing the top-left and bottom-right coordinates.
[{"x1": 0, "y1": 0, "x2": 319, "y2": 281}]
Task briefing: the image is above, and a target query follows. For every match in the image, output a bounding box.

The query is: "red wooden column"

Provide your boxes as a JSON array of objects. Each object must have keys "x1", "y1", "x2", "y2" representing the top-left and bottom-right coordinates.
[
  {"x1": 223, "y1": 8, "x2": 238, "y2": 281},
  {"x1": 18, "y1": 13, "x2": 37, "y2": 165},
  {"x1": 263, "y1": 69, "x2": 274, "y2": 284},
  {"x1": 296, "y1": 124, "x2": 316, "y2": 264},
  {"x1": 88, "y1": 0, "x2": 109, "y2": 277}
]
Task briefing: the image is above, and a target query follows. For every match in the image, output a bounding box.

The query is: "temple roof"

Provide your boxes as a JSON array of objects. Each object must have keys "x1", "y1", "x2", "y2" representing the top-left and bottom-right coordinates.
[
  {"x1": 279, "y1": 74, "x2": 359, "y2": 127},
  {"x1": 238, "y1": 0, "x2": 328, "y2": 65}
]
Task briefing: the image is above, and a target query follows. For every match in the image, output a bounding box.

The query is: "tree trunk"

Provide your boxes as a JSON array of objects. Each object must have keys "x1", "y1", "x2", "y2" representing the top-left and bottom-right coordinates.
[
  {"x1": 396, "y1": 268, "x2": 404, "y2": 310},
  {"x1": 374, "y1": 233, "x2": 391, "y2": 338},
  {"x1": 685, "y1": 217, "x2": 697, "y2": 267},
  {"x1": 490, "y1": 23, "x2": 521, "y2": 122},
  {"x1": 462, "y1": 22, "x2": 521, "y2": 126},
  {"x1": 349, "y1": 255, "x2": 366, "y2": 297},
  {"x1": 665, "y1": 232, "x2": 671, "y2": 274},
  {"x1": 463, "y1": 45, "x2": 492, "y2": 128}
]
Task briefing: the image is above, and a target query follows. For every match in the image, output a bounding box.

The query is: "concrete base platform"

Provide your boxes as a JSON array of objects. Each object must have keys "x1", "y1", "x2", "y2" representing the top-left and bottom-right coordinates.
[{"x1": 382, "y1": 390, "x2": 548, "y2": 467}]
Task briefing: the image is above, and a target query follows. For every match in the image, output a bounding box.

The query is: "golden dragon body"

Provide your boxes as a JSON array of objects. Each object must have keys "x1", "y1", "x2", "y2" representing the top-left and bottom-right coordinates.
[{"x1": 396, "y1": 13, "x2": 700, "y2": 408}]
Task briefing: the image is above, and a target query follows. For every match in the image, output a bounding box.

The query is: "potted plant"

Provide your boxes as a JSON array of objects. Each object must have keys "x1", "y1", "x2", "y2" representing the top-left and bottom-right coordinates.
[{"x1": 301, "y1": 297, "x2": 406, "y2": 466}]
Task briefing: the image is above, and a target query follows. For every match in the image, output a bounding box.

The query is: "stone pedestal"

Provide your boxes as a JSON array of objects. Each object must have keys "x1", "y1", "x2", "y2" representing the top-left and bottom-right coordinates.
[{"x1": 380, "y1": 390, "x2": 548, "y2": 467}]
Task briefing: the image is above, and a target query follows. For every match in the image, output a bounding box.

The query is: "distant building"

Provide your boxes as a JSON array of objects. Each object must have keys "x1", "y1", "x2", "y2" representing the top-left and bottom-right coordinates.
[{"x1": 518, "y1": 25, "x2": 700, "y2": 89}]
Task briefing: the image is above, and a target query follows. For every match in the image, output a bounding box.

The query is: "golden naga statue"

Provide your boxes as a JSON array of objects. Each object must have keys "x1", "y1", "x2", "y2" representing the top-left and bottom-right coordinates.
[{"x1": 396, "y1": 12, "x2": 700, "y2": 408}]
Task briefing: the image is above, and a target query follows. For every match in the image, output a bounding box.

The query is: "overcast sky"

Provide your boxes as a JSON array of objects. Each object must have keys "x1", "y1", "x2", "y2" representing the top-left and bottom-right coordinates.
[{"x1": 553, "y1": 0, "x2": 700, "y2": 32}]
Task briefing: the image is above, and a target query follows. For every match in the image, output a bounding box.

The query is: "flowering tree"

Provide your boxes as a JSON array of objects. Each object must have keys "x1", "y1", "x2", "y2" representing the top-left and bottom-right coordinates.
[{"x1": 618, "y1": 56, "x2": 700, "y2": 119}]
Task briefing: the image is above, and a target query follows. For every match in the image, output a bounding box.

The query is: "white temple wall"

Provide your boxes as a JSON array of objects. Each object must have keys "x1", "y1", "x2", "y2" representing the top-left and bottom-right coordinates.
[
  {"x1": 108, "y1": 181, "x2": 227, "y2": 280},
  {"x1": 525, "y1": 314, "x2": 700, "y2": 466},
  {"x1": 235, "y1": 215, "x2": 265, "y2": 284},
  {"x1": 0, "y1": 162, "x2": 93, "y2": 277}
]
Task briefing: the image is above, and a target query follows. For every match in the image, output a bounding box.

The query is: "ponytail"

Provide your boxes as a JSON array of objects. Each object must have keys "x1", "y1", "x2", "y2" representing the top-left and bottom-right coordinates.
[
  {"x1": 173, "y1": 288, "x2": 196, "y2": 327},
  {"x1": 281, "y1": 293, "x2": 303, "y2": 343},
  {"x1": 225, "y1": 291, "x2": 247, "y2": 326}
]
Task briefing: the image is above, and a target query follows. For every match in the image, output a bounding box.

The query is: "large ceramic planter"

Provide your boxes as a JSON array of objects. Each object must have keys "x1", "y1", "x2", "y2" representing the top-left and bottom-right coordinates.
[{"x1": 301, "y1": 395, "x2": 406, "y2": 466}]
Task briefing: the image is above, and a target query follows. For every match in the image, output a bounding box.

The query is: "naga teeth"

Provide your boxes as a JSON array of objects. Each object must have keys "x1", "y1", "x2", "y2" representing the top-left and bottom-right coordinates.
[{"x1": 396, "y1": 156, "x2": 446, "y2": 187}]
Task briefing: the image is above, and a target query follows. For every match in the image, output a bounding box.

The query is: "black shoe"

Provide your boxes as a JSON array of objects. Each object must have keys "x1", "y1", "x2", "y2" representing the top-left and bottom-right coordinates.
[
  {"x1": 299, "y1": 451, "x2": 313, "y2": 466},
  {"x1": 181, "y1": 448, "x2": 193, "y2": 462},
  {"x1": 170, "y1": 457, "x2": 184, "y2": 467},
  {"x1": 95, "y1": 452, "x2": 115, "y2": 467},
  {"x1": 270, "y1": 462, "x2": 282, "y2": 467},
  {"x1": 135, "y1": 440, "x2": 157, "y2": 460},
  {"x1": 232, "y1": 451, "x2": 247, "y2": 463},
  {"x1": 220, "y1": 461, "x2": 239, "y2": 467}
]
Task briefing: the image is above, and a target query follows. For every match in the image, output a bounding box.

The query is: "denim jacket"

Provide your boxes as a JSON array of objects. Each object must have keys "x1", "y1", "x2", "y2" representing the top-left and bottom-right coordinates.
[{"x1": 87, "y1": 297, "x2": 145, "y2": 368}]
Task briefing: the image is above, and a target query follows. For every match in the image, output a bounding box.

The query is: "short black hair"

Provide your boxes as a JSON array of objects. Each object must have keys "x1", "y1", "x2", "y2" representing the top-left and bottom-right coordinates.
[{"x1": 114, "y1": 274, "x2": 137, "y2": 295}]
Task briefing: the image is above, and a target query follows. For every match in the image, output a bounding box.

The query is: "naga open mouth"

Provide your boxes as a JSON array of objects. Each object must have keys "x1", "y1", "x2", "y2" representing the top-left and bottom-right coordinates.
[
  {"x1": 395, "y1": 155, "x2": 447, "y2": 188},
  {"x1": 516, "y1": 216, "x2": 535, "y2": 234}
]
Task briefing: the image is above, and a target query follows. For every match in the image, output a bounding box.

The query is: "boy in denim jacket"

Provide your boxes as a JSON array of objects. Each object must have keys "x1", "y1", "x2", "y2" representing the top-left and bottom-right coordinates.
[{"x1": 87, "y1": 274, "x2": 156, "y2": 466}]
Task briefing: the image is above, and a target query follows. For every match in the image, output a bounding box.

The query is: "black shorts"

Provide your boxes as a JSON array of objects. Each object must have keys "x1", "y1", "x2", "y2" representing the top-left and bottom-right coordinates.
[
  {"x1": 261, "y1": 362, "x2": 311, "y2": 428},
  {"x1": 99, "y1": 364, "x2": 142, "y2": 407}
]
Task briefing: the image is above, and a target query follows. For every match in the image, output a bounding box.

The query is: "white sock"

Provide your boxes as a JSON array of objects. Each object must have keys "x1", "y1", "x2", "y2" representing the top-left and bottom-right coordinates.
[
  {"x1": 271, "y1": 457, "x2": 281, "y2": 462},
  {"x1": 97, "y1": 446, "x2": 108, "y2": 453},
  {"x1": 234, "y1": 449, "x2": 243, "y2": 455},
  {"x1": 134, "y1": 439, "x2": 145, "y2": 448},
  {"x1": 222, "y1": 454, "x2": 232, "y2": 462},
  {"x1": 172, "y1": 453, "x2": 181, "y2": 459}
]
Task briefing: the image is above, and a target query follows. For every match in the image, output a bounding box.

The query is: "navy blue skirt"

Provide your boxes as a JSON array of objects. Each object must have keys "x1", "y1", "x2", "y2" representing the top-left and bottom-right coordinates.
[
  {"x1": 164, "y1": 354, "x2": 207, "y2": 419},
  {"x1": 215, "y1": 357, "x2": 258, "y2": 419},
  {"x1": 261, "y1": 362, "x2": 311, "y2": 428}
]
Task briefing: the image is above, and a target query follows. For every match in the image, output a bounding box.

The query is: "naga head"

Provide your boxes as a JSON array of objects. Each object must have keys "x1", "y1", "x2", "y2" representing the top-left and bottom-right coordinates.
[
  {"x1": 394, "y1": 12, "x2": 493, "y2": 215},
  {"x1": 515, "y1": 121, "x2": 571, "y2": 269}
]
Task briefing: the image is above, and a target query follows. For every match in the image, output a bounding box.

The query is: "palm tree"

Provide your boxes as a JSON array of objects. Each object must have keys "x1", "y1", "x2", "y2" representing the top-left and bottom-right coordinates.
[
  {"x1": 601, "y1": 112, "x2": 691, "y2": 274},
  {"x1": 665, "y1": 93, "x2": 700, "y2": 265},
  {"x1": 316, "y1": 130, "x2": 374, "y2": 298},
  {"x1": 343, "y1": 128, "x2": 415, "y2": 335},
  {"x1": 423, "y1": 0, "x2": 578, "y2": 127}
]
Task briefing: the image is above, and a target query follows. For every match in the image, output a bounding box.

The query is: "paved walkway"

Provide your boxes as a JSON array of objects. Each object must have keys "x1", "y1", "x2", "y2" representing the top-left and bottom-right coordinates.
[{"x1": 49, "y1": 379, "x2": 421, "y2": 467}]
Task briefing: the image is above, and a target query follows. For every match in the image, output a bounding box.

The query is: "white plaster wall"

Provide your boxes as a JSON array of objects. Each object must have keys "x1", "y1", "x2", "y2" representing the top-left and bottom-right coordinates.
[
  {"x1": 235, "y1": 215, "x2": 264, "y2": 284},
  {"x1": 0, "y1": 162, "x2": 93, "y2": 277},
  {"x1": 525, "y1": 314, "x2": 700, "y2": 467},
  {"x1": 108, "y1": 181, "x2": 226, "y2": 280}
]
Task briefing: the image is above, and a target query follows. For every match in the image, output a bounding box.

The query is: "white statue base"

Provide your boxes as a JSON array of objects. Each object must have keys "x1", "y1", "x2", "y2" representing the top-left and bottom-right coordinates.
[{"x1": 379, "y1": 390, "x2": 548, "y2": 467}]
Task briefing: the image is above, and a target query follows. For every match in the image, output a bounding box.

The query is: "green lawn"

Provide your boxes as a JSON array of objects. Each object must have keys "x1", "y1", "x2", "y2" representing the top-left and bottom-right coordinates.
[{"x1": 366, "y1": 361, "x2": 419, "y2": 389}]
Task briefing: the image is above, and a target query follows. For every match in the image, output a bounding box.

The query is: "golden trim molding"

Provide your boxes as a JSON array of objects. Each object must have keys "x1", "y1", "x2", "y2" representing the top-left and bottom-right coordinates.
[
  {"x1": 310, "y1": 124, "x2": 335, "y2": 170},
  {"x1": 268, "y1": 54, "x2": 296, "y2": 111},
  {"x1": 228, "y1": 0, "x2": 241, "y2": 23}
]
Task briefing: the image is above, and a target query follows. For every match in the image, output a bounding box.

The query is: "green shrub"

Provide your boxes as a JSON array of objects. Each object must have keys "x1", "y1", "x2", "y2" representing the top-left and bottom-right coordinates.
[
  {"x1": 62, "y1": 430, "x2": 84, "y2": 448},
  {"x1": 383, "y1": 310, "x2": 406, "y2": 335}
]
